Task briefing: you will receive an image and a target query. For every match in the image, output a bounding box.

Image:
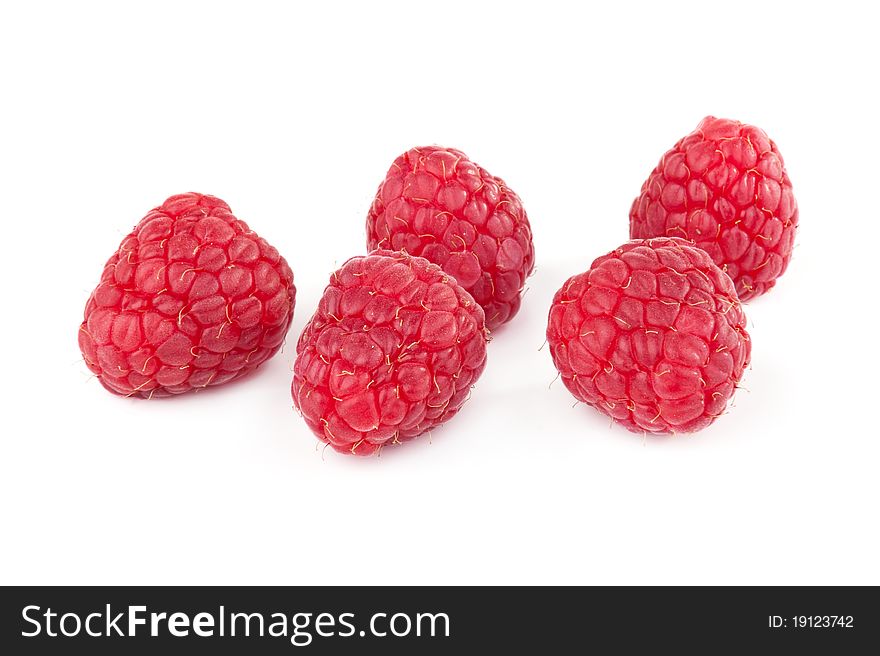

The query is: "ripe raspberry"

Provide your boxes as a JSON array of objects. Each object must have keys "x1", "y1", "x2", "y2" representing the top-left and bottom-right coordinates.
[
  {"x1": 366, "y1": 146, "x2": 535, "y2": 331},
  {"x1": 629, "y1": 116, "x2": 798, "y2": 301},
  {"x1": 546, "y1": 237, "x2": 751, "y2": 434},
  {"x1": 292, "y1": 250, "x2": 488, "y2": 455},
  {"x1": 78, "y1": 193, "x2": 295, "y2": 398}
]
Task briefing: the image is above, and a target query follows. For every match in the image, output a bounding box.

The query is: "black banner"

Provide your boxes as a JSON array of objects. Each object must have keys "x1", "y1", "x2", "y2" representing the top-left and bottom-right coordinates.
[{"x1": 1, "y1": 586, "x2": 876, "y2": 653}]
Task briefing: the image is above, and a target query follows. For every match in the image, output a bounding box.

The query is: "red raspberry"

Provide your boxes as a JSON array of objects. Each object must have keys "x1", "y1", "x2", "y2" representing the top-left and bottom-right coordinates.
[
  {"x1": 366, "y1": 146, "x2": 535, "y2": 331},
  {"x1": 546, "y1": 237, "x2": 751, "y2": 434},
  {"x1": 78, "y1": 193, "x2": 296, "y2": 398},
  {"x1": 629, "y1": 116, "x2": 798, "y2": 301},
  {"x1": 292, "y1": 250, "x2": 488, "y2": 456}
]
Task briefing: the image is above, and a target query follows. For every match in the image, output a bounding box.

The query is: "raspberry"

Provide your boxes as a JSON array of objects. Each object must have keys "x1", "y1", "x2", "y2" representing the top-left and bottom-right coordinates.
[
  {"x1": 78, "y1": 193, "x2": 296, "y2": 398},
  {"x1": 546, "y1": 237, "x2": 751, "y2": 434},
  {"x1": 366, "y1": 146, "x2": 535, "y2": 330},
  {"x1": 292, "y1": 250, "x2": 488, "y2": 455},
  {"x1": 629, "y1": 116, "x2": 798, "y2": 301}
]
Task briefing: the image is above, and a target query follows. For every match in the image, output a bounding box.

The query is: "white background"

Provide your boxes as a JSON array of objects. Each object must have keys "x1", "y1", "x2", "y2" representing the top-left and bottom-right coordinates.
[{"x1": 1, "y1": 1, "x2": 878, "y2": 586}]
